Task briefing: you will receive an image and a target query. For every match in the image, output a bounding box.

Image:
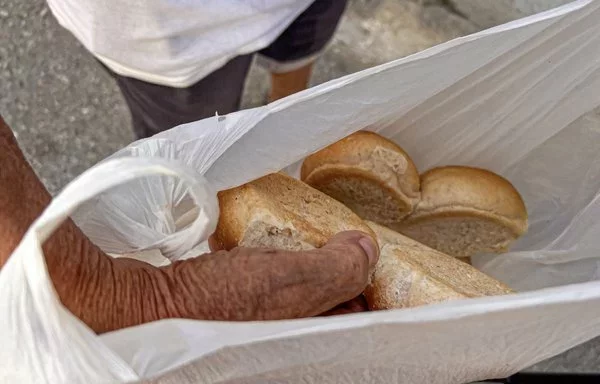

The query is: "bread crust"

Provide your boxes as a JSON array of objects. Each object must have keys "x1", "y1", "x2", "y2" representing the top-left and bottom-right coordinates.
[
  {"x1": 364, "y1": 222, "x2": 513, "y2": 310},
  {"x1": 301, "y1": 131, "x2": 420, "y2": 221},
  {"x1": 407, "y1": 166, "x2": 528, "y2": 235},
  {"x1": 215, "y1": 173, "x2": 376, "y2": 250}
]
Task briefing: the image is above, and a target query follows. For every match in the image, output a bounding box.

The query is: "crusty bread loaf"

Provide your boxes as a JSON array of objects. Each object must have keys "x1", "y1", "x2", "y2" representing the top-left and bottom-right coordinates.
[
  {"x1": 396, "y1": 166, "x2": 528, "y2": 258},
  {"x1": 214, "y1": 173, "x2": 375, "y2": 251},
  {"x1": 364, "y1": 222, "x2": 513, "y2": 310},
  {"x1": 301, "y1": 131, "x2": 421, "y2": 226}
]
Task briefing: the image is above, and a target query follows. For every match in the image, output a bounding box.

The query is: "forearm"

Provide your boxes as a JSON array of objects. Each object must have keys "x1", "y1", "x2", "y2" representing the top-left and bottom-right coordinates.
[
  {"x1": 0, "y1": 117, "x2": 177, "y2": 333},
  {"x1": 0, "y1": 119, "x2": 102, "y2": 284},
  {"x1": 0, "y1": 116, "x2": 116, "y2": 330},
  {"x1": 0, "y1": 118, "x2": 52, "y2": 265}
]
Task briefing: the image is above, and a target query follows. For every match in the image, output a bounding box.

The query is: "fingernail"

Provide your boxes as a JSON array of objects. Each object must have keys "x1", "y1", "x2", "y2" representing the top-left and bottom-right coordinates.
[{"x1": 358, "y1": 237, "x2": 379, "y2": 267}]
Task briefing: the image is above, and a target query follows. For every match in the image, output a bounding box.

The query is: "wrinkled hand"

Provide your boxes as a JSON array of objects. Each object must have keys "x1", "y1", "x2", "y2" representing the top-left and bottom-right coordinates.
[
  {"x1": 48, "y1": 226, "x2": 377, "y2": 334},
  {"x1": 206, "y1": 231, "x2": 377, "y2": 319}
]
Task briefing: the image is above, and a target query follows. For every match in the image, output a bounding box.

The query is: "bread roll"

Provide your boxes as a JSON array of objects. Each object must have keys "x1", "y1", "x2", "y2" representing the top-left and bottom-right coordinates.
[
  {"x1": 364, "y1": 222, "x2": 513, "y2": 310},
  {"x1": 396, "y1": 166, "x2": 528, "y2": 258},
  {"x1": 301, "y1": 131, "x2": 420, "y2": 226},
  {"x1": 214, "y1": 173, "x2": 375, "y2": 251}
]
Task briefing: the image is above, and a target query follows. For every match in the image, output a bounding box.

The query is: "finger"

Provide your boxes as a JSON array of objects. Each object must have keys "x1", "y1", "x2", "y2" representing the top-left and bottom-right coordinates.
[
  {"x1": 318, "y1": 295, "x2": 369, "y2": 317},
  {"x1": 186, "y1": 231, "x2": 378, "y2": 321},
  {"x1": 344, "y1": 294, "x2": 369, "y2": 312},
  {"x1": 286, "y1": 231, "x2": 377, "y2": 314},
  {"x1": 319, "y1": 307, "x2": 354, "y2": 317},
  {"x1": 219, "y1": 232, "x2": 375, "y2": 319},
  {"x1": 312, "y1": 230, "x2": 379, "y2": 269}
]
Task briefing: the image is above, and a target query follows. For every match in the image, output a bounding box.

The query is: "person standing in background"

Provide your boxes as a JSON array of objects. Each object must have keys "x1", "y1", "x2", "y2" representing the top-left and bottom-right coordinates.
[{"x1": 46, "y1": 0, "x2": 348, "y2": 139}]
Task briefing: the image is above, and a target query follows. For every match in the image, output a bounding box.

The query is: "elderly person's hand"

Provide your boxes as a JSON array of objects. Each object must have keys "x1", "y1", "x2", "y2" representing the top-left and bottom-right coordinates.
[{"x1": 0, "y1": 115, "x2": 376, "y2": 334}]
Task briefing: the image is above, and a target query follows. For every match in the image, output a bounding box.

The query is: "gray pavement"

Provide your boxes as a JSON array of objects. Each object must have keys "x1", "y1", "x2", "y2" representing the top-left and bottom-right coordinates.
[{"x1": 1, "y1": 0, "x2": 599, "y2": 377}]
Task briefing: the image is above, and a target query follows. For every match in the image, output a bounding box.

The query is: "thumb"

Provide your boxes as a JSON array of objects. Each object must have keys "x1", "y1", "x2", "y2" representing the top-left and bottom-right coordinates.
[
  {"x1": 291, "y1": 230, "x2": 379, "y2": 314},
  {"x1": 319, "y1": 230, "x2": 379, "y2": 269}
]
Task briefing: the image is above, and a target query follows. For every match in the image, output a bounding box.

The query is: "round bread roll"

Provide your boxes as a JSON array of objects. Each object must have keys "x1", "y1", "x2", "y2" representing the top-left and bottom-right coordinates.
[
  {"x1": 301, "y1": 131, "x2": 421, "y2": 226},
  {"x1": 397, "y1": 166, "x2": 528, "y2": 258}
]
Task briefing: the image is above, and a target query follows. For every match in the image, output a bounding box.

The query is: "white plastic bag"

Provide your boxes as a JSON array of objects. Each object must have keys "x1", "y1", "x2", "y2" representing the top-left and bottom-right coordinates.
[{"x1": 2, "y1": 0, "x2": 600, "y2": 383}]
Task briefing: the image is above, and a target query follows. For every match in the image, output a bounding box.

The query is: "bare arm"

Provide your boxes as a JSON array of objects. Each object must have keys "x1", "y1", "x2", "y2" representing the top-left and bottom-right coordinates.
[{"x1": 0, "y1": 115, "x2": 377, "y2": 333}]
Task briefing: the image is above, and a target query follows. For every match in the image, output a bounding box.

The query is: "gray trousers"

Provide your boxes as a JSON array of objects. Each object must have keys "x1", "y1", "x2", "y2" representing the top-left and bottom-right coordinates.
[{"x1": 102, "y1": 0, "x2": 347, "y2": 139}]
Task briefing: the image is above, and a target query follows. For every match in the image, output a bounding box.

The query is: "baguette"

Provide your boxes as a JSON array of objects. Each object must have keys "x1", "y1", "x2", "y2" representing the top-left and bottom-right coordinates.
[{"x1": 364, "y1": 221, "x2": 513, "y2": 310}]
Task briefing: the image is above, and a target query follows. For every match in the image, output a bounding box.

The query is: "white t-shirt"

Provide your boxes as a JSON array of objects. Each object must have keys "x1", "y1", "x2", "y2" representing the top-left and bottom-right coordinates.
[{"x1": 47, "y1": 1, "x2": 314, "y2": 87}]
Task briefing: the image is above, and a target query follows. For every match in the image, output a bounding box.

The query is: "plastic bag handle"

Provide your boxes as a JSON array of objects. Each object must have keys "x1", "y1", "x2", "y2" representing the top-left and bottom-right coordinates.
[
  {"x1": 31, "y1": 157, "x2": 217, "y2": 246},
  {"x1": 15, "y1": 157, "x2": 218, "y2": 302}
]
